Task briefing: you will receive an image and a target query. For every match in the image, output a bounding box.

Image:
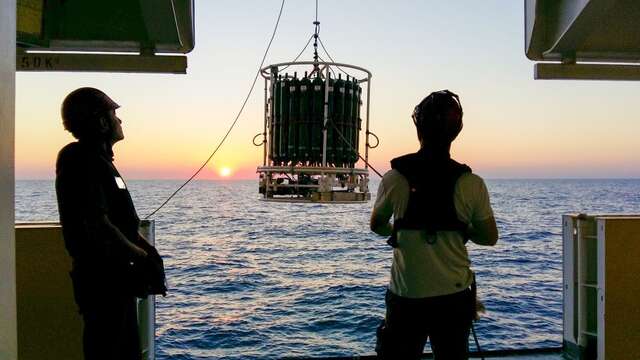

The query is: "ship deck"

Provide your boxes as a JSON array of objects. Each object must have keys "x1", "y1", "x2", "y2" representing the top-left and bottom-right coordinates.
[{"x1": 285, "y1": 347, "x2": 564, "y2": 359}]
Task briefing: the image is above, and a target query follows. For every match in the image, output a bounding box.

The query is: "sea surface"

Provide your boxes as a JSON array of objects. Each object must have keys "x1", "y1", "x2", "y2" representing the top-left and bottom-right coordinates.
[{"x1": 15, "y1": 179, "x2": 640, "y2": 359}]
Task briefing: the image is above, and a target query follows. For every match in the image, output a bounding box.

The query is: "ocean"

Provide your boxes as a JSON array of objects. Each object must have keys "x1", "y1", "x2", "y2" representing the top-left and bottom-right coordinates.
[{"x1": 15, "y1": 179, "x2": 640, "y2": 359}]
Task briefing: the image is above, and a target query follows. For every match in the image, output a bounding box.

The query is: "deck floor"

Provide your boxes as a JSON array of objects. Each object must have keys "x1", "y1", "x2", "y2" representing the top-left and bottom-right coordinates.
[
  {"x1": 285, "y1": 348, "x2": 564, "y2": 360},
  {"x1": 442, "y1": 350, "x2": 563, "y2": 359},
  {"x1": 482, "y1": 354, "x2": 562, "y2": 360},
  {"x1": 433, "y1": 349, "x2": 564, "y2": 359}
]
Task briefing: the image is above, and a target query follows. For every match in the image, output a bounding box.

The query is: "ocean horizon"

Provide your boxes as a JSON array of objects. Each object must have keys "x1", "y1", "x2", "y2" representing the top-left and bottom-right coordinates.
[
  {"x1": 15, "y1": 177, "x2": 640, "y2": 181},
  {"x1": 15, "y1": 178, "x2": 640, "y2": 359}
]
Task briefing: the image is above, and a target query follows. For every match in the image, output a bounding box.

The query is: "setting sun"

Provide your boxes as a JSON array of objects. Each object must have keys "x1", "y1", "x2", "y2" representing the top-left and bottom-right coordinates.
[{"x1": 219, "y1": 167, "x2": 232, "y2": 177}]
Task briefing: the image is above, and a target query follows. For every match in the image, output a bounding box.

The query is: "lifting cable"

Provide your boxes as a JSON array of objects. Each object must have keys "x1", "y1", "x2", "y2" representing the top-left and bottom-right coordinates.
[
  {"x1": 312, "y1": 0, "x2": 321, "y2": 73},
  {"x1": 314, "y1": 19, "x2": 380, "y2": 178},
  {"x1": 145, "y1": 0, "x2": 286, "y2": 219},
  {"x1": 317, "y1": 36, "x2": 355, "y2": 79},
  {"x1": 317, "y1": 55, "x2": 336, "y2": 77},
  {"x1": 327, "y1": 119, "x2": 382, "y2": 178},
  {"x1": 278, "y1": 33, "x2": 314, "y2": 73},
  {"x1": 472, "y1": 322, "x2": 485, "y2": 360}
]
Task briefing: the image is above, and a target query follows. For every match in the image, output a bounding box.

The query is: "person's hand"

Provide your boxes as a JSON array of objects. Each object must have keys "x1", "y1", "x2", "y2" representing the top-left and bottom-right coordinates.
[{"x1": 129, "y1": 243, "x2": 148, "y2": 258}]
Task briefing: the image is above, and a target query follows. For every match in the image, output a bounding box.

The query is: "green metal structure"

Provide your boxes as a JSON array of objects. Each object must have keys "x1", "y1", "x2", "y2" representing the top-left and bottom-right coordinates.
[{"x1": 16, "y1": 0, "x2": 194, "y2": 73}]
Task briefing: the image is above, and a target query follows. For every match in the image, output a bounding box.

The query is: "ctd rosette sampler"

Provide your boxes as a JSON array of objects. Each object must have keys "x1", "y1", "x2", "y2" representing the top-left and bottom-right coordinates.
[{"x1": 255, "y1": 59, "x2": 377, "y2": 203}]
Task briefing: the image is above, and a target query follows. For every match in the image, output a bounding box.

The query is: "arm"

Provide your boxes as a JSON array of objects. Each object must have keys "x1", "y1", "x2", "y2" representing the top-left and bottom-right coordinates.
[
  {"x1": 94, "y1": 215, "x2": 147, "y2": 258},
  {"x1": 370, "y1": 175, "x2": 395, "y2": 236},
  {"x1": 136, "y1": 232, "x2": 155, "y2": 253},
  {"x1": 468, "y1": 216, "x2": 498, "y2": 246},
  {"x1": 370, "y1": 208, "x2": 393, "y2": 236},
  {"x1": 466, "y1": 175, "x2": 498, "y2": 246}
]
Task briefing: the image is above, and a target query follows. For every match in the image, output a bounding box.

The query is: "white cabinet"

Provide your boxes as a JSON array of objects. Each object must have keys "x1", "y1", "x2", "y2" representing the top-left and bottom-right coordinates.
[{"x1": 563, "y1": 215, "x2": 640, "y2": 360}]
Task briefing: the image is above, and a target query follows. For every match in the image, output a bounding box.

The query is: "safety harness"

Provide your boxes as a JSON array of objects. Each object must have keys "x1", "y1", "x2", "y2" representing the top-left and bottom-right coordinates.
[{"x1": 387, "y1": 149, "x2": 471, "y2": 247}]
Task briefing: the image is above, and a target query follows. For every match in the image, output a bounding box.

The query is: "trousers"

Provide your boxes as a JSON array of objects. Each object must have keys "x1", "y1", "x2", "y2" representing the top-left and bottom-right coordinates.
[
  {"x1": 71, "y1": 267, "x2": 141, "y2": 360},
  {"x1": 376, "y1": 288, "x2": 474, "y2": 360}
]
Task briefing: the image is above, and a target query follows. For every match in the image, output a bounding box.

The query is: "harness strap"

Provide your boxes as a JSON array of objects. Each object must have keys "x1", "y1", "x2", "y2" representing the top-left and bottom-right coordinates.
[{"x1": 387, "y1": 150, "x2": 471, "y2": 247}]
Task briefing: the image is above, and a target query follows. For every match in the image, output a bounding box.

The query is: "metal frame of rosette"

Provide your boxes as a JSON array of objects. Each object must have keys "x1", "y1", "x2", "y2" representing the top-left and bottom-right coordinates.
[{"x1": 255, "y1": 61, "x2": 375, "y2": 203}]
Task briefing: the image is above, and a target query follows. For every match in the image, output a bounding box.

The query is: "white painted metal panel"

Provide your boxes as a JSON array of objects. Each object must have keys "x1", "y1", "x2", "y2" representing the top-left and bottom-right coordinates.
[
  {"x1": 0, "y1": 0, "x2": 17, "y2": 359},
  {"x1": 562, "y1": 215, "x2": 578, "y2": 345},
  {"x1": 596, "y1": 219, "x2": 606, "y2": 360},
  {"x1": 535, "y1": 63, "x2": 640, "y2": 81},
  {"x1": 576, "y1": 217, "x2": 588, "y2": 347},
  {"x1": 16, "y1": 52, "x2": 187, "y2": 74},
  {"x1": 139, "y1": 220, "x2": 156, "y2": 360}
]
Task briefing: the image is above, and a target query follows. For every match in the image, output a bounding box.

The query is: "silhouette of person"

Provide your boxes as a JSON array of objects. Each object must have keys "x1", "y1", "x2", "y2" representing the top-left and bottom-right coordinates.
[
  {"x1": 370, "y1": 90, "x2": 498, "y2": 359},
  {"x1": 56, "y1": 87, "x2": 148, "y2": 360}
]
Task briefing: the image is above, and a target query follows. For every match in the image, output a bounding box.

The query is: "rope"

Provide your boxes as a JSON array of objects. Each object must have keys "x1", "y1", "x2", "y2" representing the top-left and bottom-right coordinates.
[
  {"x1": 327, "y1": 119, "x2": 383, "y2": 178},
  {"x1": 471, "y1": 323, "x2": 485, "y2": 360},
  {"x1": 316, "y1": 55, "x2": 336, "y2": 78},
  {"x1": 145, "y1": 0, "x2": 286, "y2": 219},
  {"x1": 279, "y1": 33, "x2": 314, "y2": 73},
  {"x1": 317, "y1": 36, "x2": 356, "y2": 79},
  {"x1": 309, "y1": 2, "x2": 380, "y2": 178}
]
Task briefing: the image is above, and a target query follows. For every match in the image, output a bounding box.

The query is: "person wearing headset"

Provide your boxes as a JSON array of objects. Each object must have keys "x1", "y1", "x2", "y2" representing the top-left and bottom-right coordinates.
[
  {"x1": 56, "y1": 87, "x2": 149, "y2": 360},
  {"x1": 370, "y1": 90, "x2": 498, "y2": 359}
]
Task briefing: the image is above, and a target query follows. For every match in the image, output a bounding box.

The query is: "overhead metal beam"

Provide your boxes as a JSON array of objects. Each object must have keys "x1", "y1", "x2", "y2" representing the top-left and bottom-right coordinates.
[
  {"x1": 545, "y1": 0, "x2": 618, "y2": 59},
  {"x1": 535, "y1": 63, "x2": 640, "y2": 81},
  {"x1": 524, "y1": 0, "x2": 542, "y2": 59},
  {"x1": 16, "y1": 52, "x2": 187, "y2": 73}
]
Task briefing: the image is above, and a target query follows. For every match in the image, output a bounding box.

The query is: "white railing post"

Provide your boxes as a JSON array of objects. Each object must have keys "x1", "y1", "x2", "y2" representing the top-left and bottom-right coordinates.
[{"x1": 138, "y1": 220, "x2": 156, "y2": 360}]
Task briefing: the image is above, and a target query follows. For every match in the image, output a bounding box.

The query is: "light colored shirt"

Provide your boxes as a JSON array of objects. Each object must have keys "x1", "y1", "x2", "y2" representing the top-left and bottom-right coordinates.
[{"x1": 373, "y1": 169, "x2": 494, "y2": 298}]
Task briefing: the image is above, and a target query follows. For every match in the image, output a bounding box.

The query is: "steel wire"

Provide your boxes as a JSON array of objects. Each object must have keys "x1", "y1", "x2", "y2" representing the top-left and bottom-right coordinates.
[{"x1": 145, "y1": 0, "x2": 287, "y2": 218}]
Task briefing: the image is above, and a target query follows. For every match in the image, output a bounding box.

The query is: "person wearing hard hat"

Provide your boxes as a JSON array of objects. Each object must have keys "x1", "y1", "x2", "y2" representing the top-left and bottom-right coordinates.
[
  {"x1": 370, "y1": 90, "x2": 498, "y2": 360},
  {"x1": 55, "y1": 87, "x2": 149, "y2": 360}
]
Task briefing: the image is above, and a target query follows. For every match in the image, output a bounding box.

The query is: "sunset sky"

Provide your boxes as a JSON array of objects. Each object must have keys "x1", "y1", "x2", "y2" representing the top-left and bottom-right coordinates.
[{"x1": 15, "y1": 1, "x2": 640, "y2": 180}]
